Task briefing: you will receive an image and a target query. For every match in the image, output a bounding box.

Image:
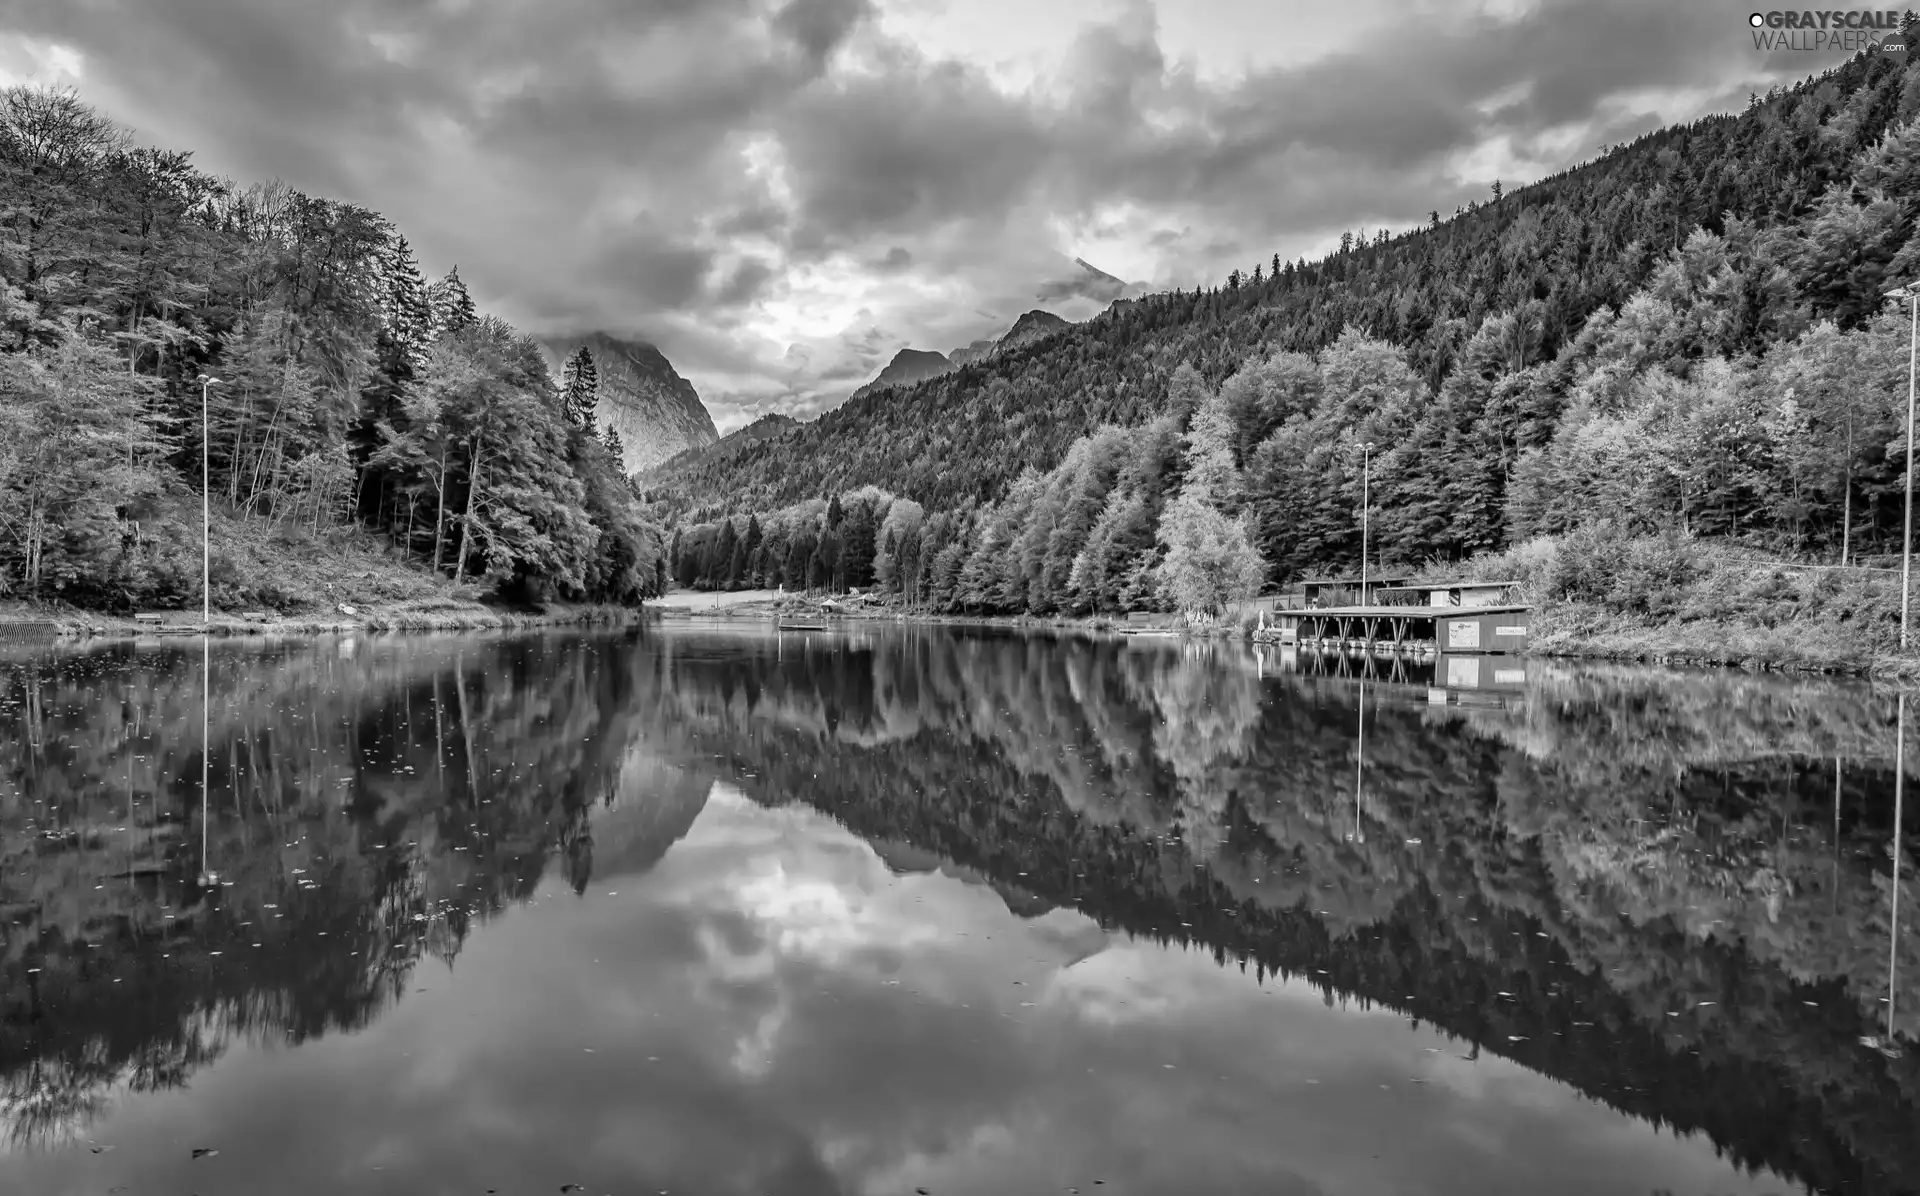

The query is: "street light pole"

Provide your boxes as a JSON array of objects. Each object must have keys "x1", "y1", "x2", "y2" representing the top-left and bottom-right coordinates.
[
  {"x1": 196, "y1": 375, "x2": 221, "y2": 625},
  {"x1": 1886, "y1": 288, "x2": 1918, "y2": 650}
]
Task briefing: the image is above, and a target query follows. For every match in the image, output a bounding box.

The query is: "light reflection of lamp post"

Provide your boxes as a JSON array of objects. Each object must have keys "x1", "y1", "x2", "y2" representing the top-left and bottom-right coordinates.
[
  {"x1": 197, "y1": 635, "x2": 217, "y2": 888},
  {"x1": 1892, "y1": 692, "x2": 1906, "y2": 1042},
  {"x1": 1348, "y1": 680, "x2": 1367, "y2": 844},
  {"x1": 195, "y1": 374, "x2": 222, "y2": 625}
]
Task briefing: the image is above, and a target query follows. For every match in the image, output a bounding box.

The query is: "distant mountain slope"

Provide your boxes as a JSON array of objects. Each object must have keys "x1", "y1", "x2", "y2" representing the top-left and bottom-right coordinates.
[
  {"x1": 1036, "y1": 257, "x2": 1147, "y2": 306},
  {"x1": 727, "y1": 412, "x2": 798, "y2": 443},
  {"x1": 947, "y1": 337, "x2": 998, "y2": 366},
  {"x1": 540, "y1": 333, "x2": 719, "y2": 474},
  {"x1": 996, "y1": 309, "x2": 1071, "y2": 353},
  {"x1": 847, "y1": 314, "x2": 1073, "y2": 406},
  {"x1": 851, "y1": 348, "x2": 954, "y2": 402},
  {"x1": 642, "y1": 51, "x2": 1918, "y2": 521},
  {"x1": 650, "y1": 412, "x2": 796, "y2": 475}
]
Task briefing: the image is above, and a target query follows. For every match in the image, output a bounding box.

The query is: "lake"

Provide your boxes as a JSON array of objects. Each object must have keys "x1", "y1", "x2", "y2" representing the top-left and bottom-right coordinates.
[{"x1": 0, "y1": 623, "x2": 1915, "y2": 1196}]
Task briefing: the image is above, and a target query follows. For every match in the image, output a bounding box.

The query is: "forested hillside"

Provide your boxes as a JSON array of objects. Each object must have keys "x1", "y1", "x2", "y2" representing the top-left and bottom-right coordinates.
[
  {"x1": 653, "y1": 47, "x2": 1920, "y2": 621},
  {"x1": 0, "y1": 87, "x2": 664, "y2": 613}
]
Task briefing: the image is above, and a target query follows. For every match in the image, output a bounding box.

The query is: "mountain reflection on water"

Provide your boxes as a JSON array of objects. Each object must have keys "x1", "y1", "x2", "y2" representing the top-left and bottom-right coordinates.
[{"x1": 0, "y1": 624, "x2": 1915, "y2": 1195}]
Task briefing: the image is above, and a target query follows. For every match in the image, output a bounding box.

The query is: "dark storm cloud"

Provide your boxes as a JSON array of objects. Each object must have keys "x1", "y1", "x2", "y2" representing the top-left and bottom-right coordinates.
[
  {"x1": 772, "y1": 0, "x2": 874, "y2": 65},
  {"x1": 715, "y1": 257, "x2": 778, "y2": 306},
  {"x1": 770, "y1": 59, "x2": 1053, "y2": 251},
  {"x1": 0, "y1": 0, "x2": 1824, "y2": 421}
]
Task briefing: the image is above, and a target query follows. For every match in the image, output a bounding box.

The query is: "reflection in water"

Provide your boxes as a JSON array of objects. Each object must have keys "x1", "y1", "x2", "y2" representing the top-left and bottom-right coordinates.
[
  {"x1": 198, "y1": 635, "x2": 212, "y2": 890},
  {"x1": 0, "y1": 626, "x2": 1916, "y2": 1194},
  {"x1": 1350, "y1": 679, "x2": 1366, "y2": 845},
  {"x1": 1893, "y1": 694, "x2": 1905, "y2": 1045}
]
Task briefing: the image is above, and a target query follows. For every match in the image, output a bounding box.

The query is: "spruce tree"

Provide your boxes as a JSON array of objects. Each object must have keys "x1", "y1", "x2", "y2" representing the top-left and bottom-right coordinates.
[
  {"x1": 429, "y1": 266, "x2": 477, "y2": 339},
  {"x1": 561, "y1": 345, "x2": 599, "y2": 433},
  {"x1": 381, "y1": 235, "x2": 433, "y2": 376}
]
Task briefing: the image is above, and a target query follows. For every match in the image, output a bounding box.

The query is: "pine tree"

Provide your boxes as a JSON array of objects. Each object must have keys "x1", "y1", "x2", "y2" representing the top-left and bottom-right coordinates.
[
  {"x1": 428, "y1": 266, "x2": 477, "y2": 339},
  {"x1": 561, "y1": 345, "x2": 599, "y2": 433},
  {"x1": 380, "y1": 235, "x2": 433, "y2": 377},
  {"x1": 601, "y1": 422, "x2": 626, "y2": 464}
]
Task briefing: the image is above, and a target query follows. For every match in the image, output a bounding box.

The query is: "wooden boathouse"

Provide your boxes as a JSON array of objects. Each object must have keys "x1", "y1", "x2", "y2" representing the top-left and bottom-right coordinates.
[
  {"x1": 1372, "y1": 578, "x2": 1522, "y2": 608},
  {"x1": 1263, "y1": 601, "x2": 1531, "y2": 654}
]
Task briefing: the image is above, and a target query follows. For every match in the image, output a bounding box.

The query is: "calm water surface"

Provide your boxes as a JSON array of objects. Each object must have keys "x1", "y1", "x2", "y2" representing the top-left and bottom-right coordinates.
[{"x1": 1, "y1": 624, "x2": 1916, "y2": 1196}]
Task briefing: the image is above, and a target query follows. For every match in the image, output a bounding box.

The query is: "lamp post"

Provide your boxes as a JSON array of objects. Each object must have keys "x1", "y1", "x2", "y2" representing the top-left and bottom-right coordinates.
[
  {"x1": 196, "y1": 375, "x2": 221, "y2": 625},
  {"x1": 1883, "y1": 287, "x2": 1917, "y2": 650},
  {"x1": 1359, "y1": 441, "x2": 1375, "y2": 605}
]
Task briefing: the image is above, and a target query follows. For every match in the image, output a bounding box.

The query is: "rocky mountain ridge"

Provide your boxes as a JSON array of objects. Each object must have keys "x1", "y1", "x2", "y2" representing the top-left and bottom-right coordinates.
[{"x1": 539, "y1": 332, "x2": 719, "y2": 474}]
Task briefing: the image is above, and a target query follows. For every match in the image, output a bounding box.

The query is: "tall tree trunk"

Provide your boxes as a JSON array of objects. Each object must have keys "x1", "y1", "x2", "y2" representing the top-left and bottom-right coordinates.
[
  {"x1": 454, "y1": 431, "x2": 485, "y2": 585},
  {"x1": 1842, "y1": 404, "x2": 1855, "y2": 566},
  {"x1": 23, "y1": 503, "x2": 45, "y2": 596},
  {"x1": 431, "y1": 443, "x2": 448, "y2": 574}
]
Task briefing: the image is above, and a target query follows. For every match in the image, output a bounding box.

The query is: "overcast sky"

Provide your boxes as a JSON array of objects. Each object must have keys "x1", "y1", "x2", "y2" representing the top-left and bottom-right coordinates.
[{"x1": 0, "y1": 0, "x2": 1849, "y2": 431}]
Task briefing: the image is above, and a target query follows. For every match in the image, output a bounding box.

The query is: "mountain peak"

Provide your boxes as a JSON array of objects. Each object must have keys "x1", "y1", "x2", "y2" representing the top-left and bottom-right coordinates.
[
  {"x1": 1036, "y1": 257, "x2": 1145, "y2": 306},
  {"x1": 850, "y1": 347, "x2": 954, "y2": 402},
  {"x1": 999, "y1": 309, "x2": 1071, "y2": 351}
]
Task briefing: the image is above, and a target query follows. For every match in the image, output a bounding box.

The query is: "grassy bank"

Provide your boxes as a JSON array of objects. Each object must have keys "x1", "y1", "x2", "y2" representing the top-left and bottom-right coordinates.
[
  {"x1": 1382, "y1": 528, "x2": 1920, "y2": 678},
  {"x1": 657, "y1": 529, "x2": 1920, "y2": 678},
  {"x1": 0, "y1": 518, "x2": 644, "y2": 640}
]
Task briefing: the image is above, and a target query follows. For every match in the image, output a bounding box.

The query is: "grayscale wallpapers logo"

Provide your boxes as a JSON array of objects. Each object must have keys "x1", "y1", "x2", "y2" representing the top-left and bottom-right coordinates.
[{"x1": 1748, "y1": 9, "x2": 1912, "y2": 58}]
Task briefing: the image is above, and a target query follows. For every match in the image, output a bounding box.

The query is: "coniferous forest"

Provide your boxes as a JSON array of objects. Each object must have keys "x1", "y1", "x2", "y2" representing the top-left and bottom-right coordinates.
[
  {"x1": 649, "y1": 47, "x2": 1920, "y2": 632},
  {"x1": 0, "y1": 88, "x2": 664, "y2": 613}
]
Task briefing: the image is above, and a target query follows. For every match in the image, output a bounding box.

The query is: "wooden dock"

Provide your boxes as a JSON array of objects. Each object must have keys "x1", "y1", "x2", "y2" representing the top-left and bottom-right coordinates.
[{"x1": 1265, "y1": 603, "x2": 1531, "y2": 654}]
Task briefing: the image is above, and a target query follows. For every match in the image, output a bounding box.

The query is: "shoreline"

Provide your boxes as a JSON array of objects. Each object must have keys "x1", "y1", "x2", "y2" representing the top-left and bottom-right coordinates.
[
  {"x1": 648, "y1": 592, "x2": 1920, "y2": 679},
  {"x1": 11, "y1": 590, "x2": 1914, "y2": 680},
  {"x1": 0, "y1": 599, "x2": 647, "y2": 643}
]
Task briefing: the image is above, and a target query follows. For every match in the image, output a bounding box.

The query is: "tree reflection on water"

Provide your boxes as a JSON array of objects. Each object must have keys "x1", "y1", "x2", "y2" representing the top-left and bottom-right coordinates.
[{"x1": 0, "y1": 625, "x2": 1914, "y2": 1192}]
